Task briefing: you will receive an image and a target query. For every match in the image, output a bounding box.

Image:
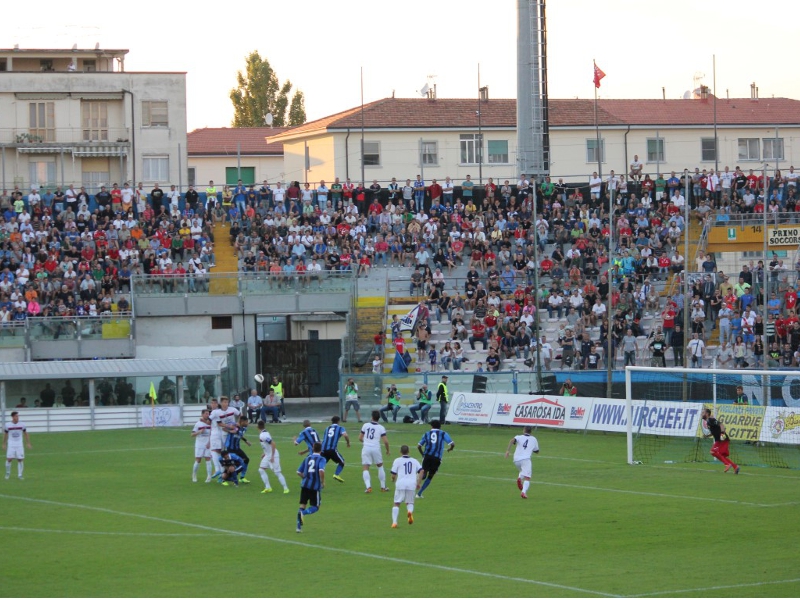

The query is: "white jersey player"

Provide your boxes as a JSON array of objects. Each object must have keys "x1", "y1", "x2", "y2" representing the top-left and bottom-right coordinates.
[
  {"x1": 390, "y1": 445, "x2": 423, "y2": 528},
  {"x1": 3, "y1": 411, "x2": 32, "y2": 480},
  {"x1": 191, "y1": 409, "x2": 212, "y2": 483},
  {"x1": 257, "y1": 420, "x2": 289, "y2": 494},
  {"x1": 208, "y1": 397, "x2": 240, "y2": 477},
  {"x1": 359, "y1": 410, "x2": 390, "y2": 493},
  {"x1": 505, "y1": 425, "x2": 539, "y2": 499}
]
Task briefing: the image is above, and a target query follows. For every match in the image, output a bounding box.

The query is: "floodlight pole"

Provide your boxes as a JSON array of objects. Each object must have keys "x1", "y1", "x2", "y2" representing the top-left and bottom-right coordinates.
[{"x1": 682, "y1": 169, "x2": 690, "y2": 402}]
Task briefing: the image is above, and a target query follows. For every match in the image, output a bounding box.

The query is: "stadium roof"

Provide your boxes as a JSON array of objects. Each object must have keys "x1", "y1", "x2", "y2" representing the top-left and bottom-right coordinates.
[
  {"x1": 0, "y1": 358, "x2": 223, "y2": 381},
  {"x1": 268, "y1": 96, "x2": 800, "y2": 142},
  {"x1": 188, "y1": 126, "x2": 289, "y2": 156}
]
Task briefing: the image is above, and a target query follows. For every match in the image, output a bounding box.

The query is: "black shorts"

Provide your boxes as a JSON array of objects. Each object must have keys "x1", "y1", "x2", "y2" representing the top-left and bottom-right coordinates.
[
  {"x1": 299, "y1": 487, "x2": 321, "y2": 507},
  {"x1": 422, "y1": 455, "x2": 441, "y2": 477},
  {"x1": 321, "y1": 449, "x2": 344, "y2": 466}
]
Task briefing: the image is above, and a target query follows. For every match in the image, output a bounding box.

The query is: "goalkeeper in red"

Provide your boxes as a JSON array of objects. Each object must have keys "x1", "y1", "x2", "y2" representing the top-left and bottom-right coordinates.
[{"x1": 701, "y1": 407, "x2": 739, "y2": 474}]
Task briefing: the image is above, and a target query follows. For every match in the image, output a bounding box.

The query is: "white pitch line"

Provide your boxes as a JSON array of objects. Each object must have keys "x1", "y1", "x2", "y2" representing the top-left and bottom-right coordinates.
[
  {"x1": 0, "y1": 526, "x2": 224, "y2": 537},
  {"x1": 0, "y1": 493, "x2": 617, "y2": 598},
  {"x1": 629, "y1": 576, "x2": 800, "y2": 597},
  {"x1": 439, "y1": 473, "x2": 775, "y2": 507},
  {"x1": 35, "y1": 446, "x2": 185, "y2": 456}
]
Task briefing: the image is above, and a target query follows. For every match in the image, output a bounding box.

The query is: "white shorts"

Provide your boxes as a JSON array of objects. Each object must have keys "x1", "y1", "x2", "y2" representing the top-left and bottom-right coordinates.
[
  {"x1": 394, "y1": 488, "x2": 416, "y2": 504},
  {"x1": 210, "y1": 435, "x2": 223, "y2": 451},
  {"x1": 194, "y1": 443, "x2": 210, "y2": 459},
  {"x1": 6, "y1": 446, "x2": 24, "y2": 460},
  {"x1": 362, "y1": 446, "x2": 383, "y2": 466},
  {"x1": 259, "y1": 452, "x2": 282, "y2": 474},
  {"x1": 514, "y1": 459, "x2": 532, "y2": 479}
]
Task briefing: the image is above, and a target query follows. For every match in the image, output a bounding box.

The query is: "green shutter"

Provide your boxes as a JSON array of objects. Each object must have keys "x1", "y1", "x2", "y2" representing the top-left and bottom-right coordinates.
[{"x1": 225, "y1": 166, "x2": 256, "y2": 186}]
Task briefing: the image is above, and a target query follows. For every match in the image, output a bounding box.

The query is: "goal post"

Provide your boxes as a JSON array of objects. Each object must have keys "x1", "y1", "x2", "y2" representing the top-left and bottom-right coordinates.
[{"x1": 624, "y1": 365, "x2": 800, "y2": 469}]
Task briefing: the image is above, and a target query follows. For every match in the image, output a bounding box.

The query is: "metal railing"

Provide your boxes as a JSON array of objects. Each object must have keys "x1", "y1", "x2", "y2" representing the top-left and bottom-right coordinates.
[
  {"x1": 0, "y1": 312, "x2": 134, "y2": 346},
  {"x1": 131, "y1": 271, "x2": 355, "y2": 297}
]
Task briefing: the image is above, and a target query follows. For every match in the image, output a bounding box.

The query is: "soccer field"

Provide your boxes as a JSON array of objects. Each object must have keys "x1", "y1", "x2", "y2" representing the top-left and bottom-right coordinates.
[{"x1": 2, "y1": 424, "x2": 798, "y2": 598}]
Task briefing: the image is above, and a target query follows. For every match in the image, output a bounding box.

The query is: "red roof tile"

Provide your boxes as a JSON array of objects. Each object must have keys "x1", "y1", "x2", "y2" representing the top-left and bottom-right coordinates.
[
  {"x1": 268, "y1": 97, "x2": 800, "y2": 141},
  {"x1": 187, "y1": 127, "x2": 289, "y2": 156}
]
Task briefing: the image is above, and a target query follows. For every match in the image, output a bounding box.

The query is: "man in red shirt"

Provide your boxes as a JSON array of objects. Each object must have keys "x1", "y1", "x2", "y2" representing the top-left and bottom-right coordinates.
[
  {"x1": 662, "y1": 304, "x2": 677, "y2": 347},
  {"x1": 784, "y1": 286, "x2": 798, "y2": 313},
  {"x1": 469, "y1": 319, "x2": 487, "y2": 350},
  {"x1": 374, "y1": 238, "x2": 389, "y2": 267},
  {"x1": 429, "y1": 179, "x2": 442, "y2": 204}
]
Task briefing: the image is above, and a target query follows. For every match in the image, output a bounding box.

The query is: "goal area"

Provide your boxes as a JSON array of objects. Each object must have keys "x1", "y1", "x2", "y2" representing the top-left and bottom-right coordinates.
[{"x1": 624, "y1": 366, "x2": 800, "y2": 470}]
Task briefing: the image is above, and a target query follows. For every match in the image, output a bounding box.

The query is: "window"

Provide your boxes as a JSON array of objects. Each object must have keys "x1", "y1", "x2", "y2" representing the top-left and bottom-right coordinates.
[
  {"x1": 82, "y1": 59, "x2": 96, "y2": 72},
  {"x1": 225, "y1": 166, "x2": 255, "y2": 186},
  {"x1": 701, "y1": 138, "x2": 717, "y2": 162},
  {"x1": 738, "y1": 138, "x2": 760, "y2": 161},
  {"x1": 421, "y1": 141, "x2": 438, "y2": 166},
  {"x1": 0, "y1": 60, "x2": 6, "y2": 72},
  {"x1": 308, "y1": 329, "x2": 319, "y2": 340},
  {"x1": 29, "y1": 160, "x2": 56, "y2": 189},
  {"x1": 487, "y1": 140, "x2": 509, "y2": 164},
  {"x1": 743, "y1": 250, "x2": 786, "y2": 258},
  {"x1": 586, "y1": 138, "x2": 605, "y2": 163},
  {"x1": 211, "y1": 316, "x2": 233, "y2": 329},
  {"x1": 81, "y1": 101, "x2": 108, "y2": 141},
  {"x1": 646, "y1": 138, "x2": 665, "y2": 163},
  {"x1": 39, "y1": 59, "x2": 53, "y2": 72},
  {"x1": 29, "y1": 102, "x2": 55, "y2": 142},
  {"x1": 460, "y1": 134, "x2": 482, "y2": 165},
  {"x1": 143, "y1": 156, "x2": 169, "y2": 182},
  {"x1": 82, "y1": 171, "x2": 110, "y2": 193},
  {"x1": 763, "y1": 138, "x2": 784, "y2": 161},
  {"x1": 187, "y1": 167, "x2": 196, "y2": 188},
  {"x1": 363, "y1": 141, "x2": 380, "y2": 166},
  {"x1": 142, "y1": 101, "x2": 169, "y2": 127}
]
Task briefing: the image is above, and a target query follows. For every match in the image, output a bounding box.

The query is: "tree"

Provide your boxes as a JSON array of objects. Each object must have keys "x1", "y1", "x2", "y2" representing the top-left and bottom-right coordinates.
[
  {"x1": 288, "y1": 91, "x2": 307, "y2": 126},
  {"x1": 229, "y1": 51, "x2": 306, "y2": 128}
]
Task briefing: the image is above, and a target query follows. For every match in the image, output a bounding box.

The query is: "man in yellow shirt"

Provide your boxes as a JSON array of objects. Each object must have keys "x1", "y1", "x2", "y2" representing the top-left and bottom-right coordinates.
[{"x1": 269, "y1": 375, "x2": 285, "y2": 420}]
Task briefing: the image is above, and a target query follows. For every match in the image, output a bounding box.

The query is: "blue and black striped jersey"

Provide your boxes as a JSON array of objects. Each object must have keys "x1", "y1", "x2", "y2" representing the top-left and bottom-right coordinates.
[
  {"x1": 418, "y1": 428, "x2": 453, "y2": 459},
  {"x1": 321, "y1": 424, "x2": 346, "y2": 452},
  {"x1": 297, "y1": 453, "x2": 327, "y2": 490},
  {"x1": 296, "y1": 426, "x2": 320, "y2": 451}
]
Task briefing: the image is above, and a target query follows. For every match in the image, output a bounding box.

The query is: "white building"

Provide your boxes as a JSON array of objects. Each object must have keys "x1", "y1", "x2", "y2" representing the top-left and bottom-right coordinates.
[
  {"x1": 267, "y1": 95, "x2": 800, "y2": 185},
  {"x1": 0, "y1": 47, "x2": 187, "y2": 193}
]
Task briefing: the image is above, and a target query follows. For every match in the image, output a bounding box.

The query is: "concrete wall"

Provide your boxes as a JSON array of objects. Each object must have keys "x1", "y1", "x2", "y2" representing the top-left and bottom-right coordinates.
[
  {"x1": 135, "y1": 315, "x2": 234, "y2": 359},
  {"x1": 290, "y1": 320, "x2": 346, "y2": 341}
]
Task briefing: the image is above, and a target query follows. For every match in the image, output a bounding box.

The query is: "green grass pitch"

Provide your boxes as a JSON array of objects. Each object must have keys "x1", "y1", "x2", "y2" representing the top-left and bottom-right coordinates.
[{"x1": 1, "y1": 424, "x2": 799, "y2": 598}]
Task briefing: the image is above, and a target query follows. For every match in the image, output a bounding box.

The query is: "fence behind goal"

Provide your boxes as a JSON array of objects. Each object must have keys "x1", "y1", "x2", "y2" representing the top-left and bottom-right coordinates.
[{"x1": 624, "y1": 366, "x2": 800, "y2": 470}]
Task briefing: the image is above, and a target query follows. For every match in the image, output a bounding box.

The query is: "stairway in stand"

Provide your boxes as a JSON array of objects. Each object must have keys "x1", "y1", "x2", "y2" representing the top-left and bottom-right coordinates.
[
  {"x1": 209, "y1": 222, "x2": 239, "y2": 295},
  {"x1": 351, "y1": 296, "x2": 387, "y2": 373}
]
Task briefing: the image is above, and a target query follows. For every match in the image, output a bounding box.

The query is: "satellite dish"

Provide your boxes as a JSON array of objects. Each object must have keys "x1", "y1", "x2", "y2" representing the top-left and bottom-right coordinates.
[
  {"x1": 419, "y1": 83, "x2": 430, "y2": 97},
  {"x1": 682, "y1": 91, "x2": 691, "y2": 100},
  {"x1": 264, "y1": 113, "x2": 274, "y2": 127},
  {"x1": 72, "y1": 43, "x2": 78, "y2": 51}
]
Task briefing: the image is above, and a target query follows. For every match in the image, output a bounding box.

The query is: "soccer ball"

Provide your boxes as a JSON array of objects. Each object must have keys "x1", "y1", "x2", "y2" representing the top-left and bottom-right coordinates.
[{"x1": 254, "y1": 374, "x2": 264, "y2": 384}]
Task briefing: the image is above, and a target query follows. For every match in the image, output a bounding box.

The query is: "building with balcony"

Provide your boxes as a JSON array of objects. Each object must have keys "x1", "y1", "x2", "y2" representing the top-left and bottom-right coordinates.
[{"x1": 0, "y1": 47, "x2": 187, "y2": 193}]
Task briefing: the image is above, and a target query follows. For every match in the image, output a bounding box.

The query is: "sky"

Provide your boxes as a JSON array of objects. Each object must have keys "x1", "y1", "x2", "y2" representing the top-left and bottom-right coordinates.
[{"x1": 4, "y1": 0, "x2": 797, "y2": 132}]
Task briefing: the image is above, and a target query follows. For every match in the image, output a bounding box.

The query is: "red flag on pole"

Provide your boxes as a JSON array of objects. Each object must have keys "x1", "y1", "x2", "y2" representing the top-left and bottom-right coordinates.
[{"x1": 593, "y1": 63, "x2": 606, "y2": 88}]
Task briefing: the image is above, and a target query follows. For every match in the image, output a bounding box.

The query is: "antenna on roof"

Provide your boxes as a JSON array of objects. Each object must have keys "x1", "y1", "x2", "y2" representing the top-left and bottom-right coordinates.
[{"x1": 72, "y1": 43, "x2": 78, "y2": 51}]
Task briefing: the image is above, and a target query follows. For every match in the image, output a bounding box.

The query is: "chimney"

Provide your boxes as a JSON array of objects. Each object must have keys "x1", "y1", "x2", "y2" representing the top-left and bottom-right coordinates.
[
  {"x1": 700, "y1": 85, "x2": 709, "y2": 100},
  {"x1": 479, "y1": 86, "x2": 489, "y2": 102},
  {"x1": 751, "y1": 82, "x2": 758, "y2": 100}
]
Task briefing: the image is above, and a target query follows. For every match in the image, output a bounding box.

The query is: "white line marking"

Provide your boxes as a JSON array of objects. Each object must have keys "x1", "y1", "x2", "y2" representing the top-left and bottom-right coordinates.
[
  {"x1": 0, "y1": 493, "x2": 616, "y2": 598},
  {"x1": 458, "y1": 449, "x2": 800, "y2": 480},
  {"x1": 439, "y1": 473, "x2": 775, "y2": 507},
  {"x1": 0, "y1": 526, "x2": 224, "y2": 537},
  {"x1": 630, "y1": 577, "x2": 800, "y2": 597},
  {"x1": 35, "y1": 446, "x2": 185, "y2": 456}
]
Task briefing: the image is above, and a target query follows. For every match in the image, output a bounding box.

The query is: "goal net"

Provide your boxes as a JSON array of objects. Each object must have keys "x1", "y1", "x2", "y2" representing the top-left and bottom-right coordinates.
[{"x1": 624, "y1": 366, "x2": 800, "y2": 470}]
